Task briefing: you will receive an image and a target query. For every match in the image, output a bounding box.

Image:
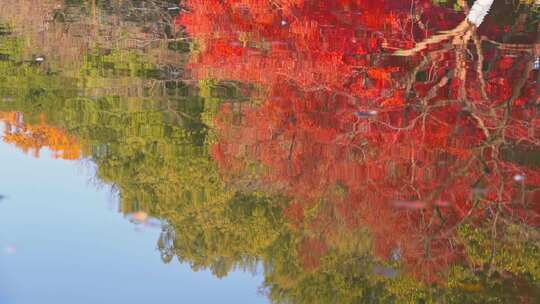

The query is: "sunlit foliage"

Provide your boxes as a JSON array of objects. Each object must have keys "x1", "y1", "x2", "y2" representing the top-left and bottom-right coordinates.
[{"x1": 0, "y1": 0, "x2": 539, "y2": 303}]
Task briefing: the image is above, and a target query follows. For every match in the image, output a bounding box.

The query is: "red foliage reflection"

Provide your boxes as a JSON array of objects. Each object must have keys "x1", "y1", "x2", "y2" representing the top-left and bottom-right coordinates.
[{"x1": 179, "y1": 0, "x2": 540, "y2": 281}]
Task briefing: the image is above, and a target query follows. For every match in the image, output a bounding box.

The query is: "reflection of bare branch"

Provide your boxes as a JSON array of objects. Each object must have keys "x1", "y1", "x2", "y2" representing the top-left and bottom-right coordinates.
[
  {"x1": 473, "y1": 34, "x2": 488, "y2": 100},
  {"x1": 467, "y1": 108, "x2": 491, "y2": 139},
  {"x1": 483, "y1": 39, "x2": 539, "y2": 53},
  {"x1": 393, "y1": 20, "x2": 473, "y2": 57},
  {"x1": 421, "y1": 70, "x2": 452, "y2": 105},
  {"x1": 393, "y1": 0, "x2": 538, "y2": 60}
]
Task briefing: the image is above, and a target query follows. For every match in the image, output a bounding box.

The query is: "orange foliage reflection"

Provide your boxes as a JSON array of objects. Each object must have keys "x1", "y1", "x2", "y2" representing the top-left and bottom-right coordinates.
[{"x1": 0, "y1": 112, "x2": 81, "y2": 160}]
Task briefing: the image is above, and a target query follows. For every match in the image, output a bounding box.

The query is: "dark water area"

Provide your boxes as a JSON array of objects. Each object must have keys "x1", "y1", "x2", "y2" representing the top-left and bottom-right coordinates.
[{"x1": 0, "y1": 0, "x2": 539, "y2": 303}]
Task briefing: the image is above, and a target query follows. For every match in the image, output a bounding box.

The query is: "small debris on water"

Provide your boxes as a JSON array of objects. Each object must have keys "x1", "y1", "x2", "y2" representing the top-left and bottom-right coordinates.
[
  {"x1": 4, "y1": 244, "x2": 17, "y2": 255},
  {"x1": 472, "y1": 186, "x2": 488, "y2": 195},
  {"x1": 373, "y1": 265, "x2": 399, "y2": 278},
  {"x1": 433, "y1": 200, "x2": 451, "y2": 207},
  {"x1": 390, "y1": 247, "x2": 401, "y2": 262},
  {"x1": 131, "y1": 211, "x2": 149, "y2": 222},
  {"x1": 392, "y1": 200, "x2": 428, "y2": 209},
  {"x1": 513, "y1": 174, "x2": 525, "y2": 182},
  {"x1": 355, "y1": 110, "x2": 378, "y2": 118},
  {"x1": 460, "y1": 283, "x2": 483, "y2": 292},
  {"x1": 392, "y1": 200, "x2": 450, "y2": 210}
]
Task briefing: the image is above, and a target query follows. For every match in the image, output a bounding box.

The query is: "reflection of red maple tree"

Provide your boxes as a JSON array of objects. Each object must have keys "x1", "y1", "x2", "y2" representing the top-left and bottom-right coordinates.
[
  {"x1": 179, "y1": 0, "x2": 540, "y2": 281},
  {"x1": 179, "y1": 0, "x2": 468, "y2": 99},
  {"x1": 211, "y1": 79, "x2": 539, "y2": 281}
]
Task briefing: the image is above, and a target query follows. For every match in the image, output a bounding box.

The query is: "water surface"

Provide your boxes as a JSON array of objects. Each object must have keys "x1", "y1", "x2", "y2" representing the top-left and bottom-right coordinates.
[{"x1": 0, "y1": 0, "x2": 539, "y2": 303}]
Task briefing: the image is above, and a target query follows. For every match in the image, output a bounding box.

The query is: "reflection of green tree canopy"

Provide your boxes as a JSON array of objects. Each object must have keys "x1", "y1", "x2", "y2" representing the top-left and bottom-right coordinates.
[{"x1": 159, "y1": 193, "x2": 286, "y2": 277}]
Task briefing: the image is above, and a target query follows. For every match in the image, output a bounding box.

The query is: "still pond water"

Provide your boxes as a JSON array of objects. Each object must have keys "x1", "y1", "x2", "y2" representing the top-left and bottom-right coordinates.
[{"x1": 0, "y1": 0, "x2": 539, "y2": 303}]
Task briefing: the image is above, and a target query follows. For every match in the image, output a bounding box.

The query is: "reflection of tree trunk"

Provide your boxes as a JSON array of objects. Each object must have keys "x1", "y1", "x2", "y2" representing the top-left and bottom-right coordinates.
[
  {"x1": 393, "y1": 20, "x2": 471, "y2": 56},
  {"x1": 394, "y1": 0, "x2": 540, "y2": 142},
  {"x1": 394, "y1": 0, "x2": 495, "y2": 56},
  {"x1": 467, "y1": 0, "x2": 494, "y2": 27}
]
